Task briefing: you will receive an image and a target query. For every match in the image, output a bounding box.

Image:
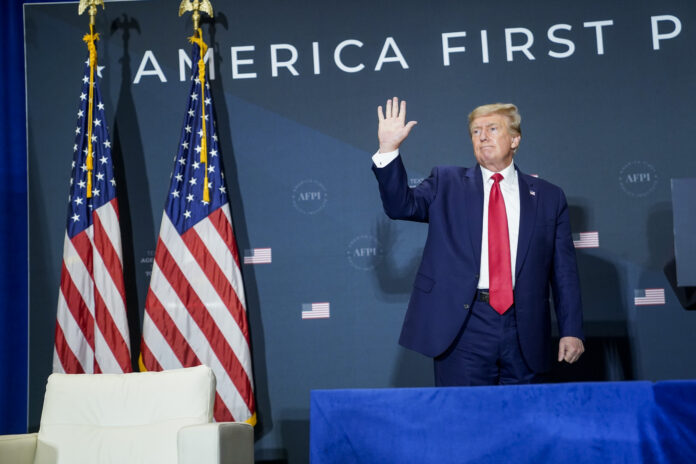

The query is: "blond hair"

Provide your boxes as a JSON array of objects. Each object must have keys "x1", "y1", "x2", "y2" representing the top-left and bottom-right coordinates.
[{"x1": 468, "y1": 103, "x2": 521, "y2": 137}]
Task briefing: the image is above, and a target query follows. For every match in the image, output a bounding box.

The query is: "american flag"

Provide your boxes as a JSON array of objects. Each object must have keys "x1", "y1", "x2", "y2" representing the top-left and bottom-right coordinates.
[
  {"x1": 302, "y1": 302, "x2": 331, "y2": 319},
  {"x1": 53, "y1": 53, "x2": 132, "y2": 374},
  {"x1": 634, "y1": 288, "x2": 666, "y2": 306},
  {"x1": 573, "y1": 231, "x2": 600, "y2": 249},
  {"x1": 244, "y1": 247, "x2": 272, "y2": 264},
  {"x1": 140, "y1": 41, "x2": 255, "y2": 423}
]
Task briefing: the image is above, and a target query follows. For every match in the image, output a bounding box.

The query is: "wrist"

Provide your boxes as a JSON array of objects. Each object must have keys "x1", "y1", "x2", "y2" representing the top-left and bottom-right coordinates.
[{"x1": 379, "y1": 143, "x2": 399, "y2": 153}]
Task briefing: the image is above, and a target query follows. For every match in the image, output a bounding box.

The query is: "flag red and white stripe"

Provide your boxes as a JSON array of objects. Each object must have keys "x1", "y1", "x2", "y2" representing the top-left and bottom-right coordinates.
[
  {"x1": 141, "y1": 207, "x2": 255, "y2": 422},
  {"x1": 54, "y1": 201, "x2": 132, "y2": 374}
]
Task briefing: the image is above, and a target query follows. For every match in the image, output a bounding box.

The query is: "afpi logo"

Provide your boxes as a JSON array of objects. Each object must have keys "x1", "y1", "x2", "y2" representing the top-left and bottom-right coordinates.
[
  {"x1": 619, "y1": 161, "x2": 658, "y2": 197},
  {"x1": 346, "y1": 234, "x2": 384, "y2": 270},
  {"x1": 292, "y1": 179, "x2": 327, "y2": 214}
]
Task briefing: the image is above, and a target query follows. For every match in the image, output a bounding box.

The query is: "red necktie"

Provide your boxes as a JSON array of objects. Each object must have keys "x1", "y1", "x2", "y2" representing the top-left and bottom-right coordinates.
[{"x1": 488, "y1": 173, "x2": 513, "y2": 314}]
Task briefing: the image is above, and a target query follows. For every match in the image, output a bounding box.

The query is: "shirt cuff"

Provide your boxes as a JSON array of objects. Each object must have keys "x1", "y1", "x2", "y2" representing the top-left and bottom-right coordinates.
[{"x1": 372, "y1": 149, "x2": 400, "y2": 168}]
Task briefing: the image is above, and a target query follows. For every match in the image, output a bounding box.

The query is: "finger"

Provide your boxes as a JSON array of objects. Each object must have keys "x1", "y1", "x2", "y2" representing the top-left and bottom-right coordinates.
[
  {"x1": 399, "y1": 100, "x2": 408, "y2": 122},
  {"x1": 558, "y1": 345, "x2": 566, "y2": 362},
  {"x1": 567, "y1": 347, "x2": 582, "y2": 363},
  {"x1": 378, "y1": 105, "x2": 384, "y2": 121},
  {"x1": 385, "y1": 99, "x2": 392, "y2": 119},
  {"x1": 392, "y1": 97, "x2": 399, "y2": 118}
]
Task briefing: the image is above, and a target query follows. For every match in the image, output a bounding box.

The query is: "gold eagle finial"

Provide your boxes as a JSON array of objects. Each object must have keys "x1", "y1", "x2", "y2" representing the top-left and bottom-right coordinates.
[
  {"x1": 179, "y1": 0, "x2": 214, "y2": 31},
  {"x1": 78, "y1": 0, "x2": 105, "y2": 26}
]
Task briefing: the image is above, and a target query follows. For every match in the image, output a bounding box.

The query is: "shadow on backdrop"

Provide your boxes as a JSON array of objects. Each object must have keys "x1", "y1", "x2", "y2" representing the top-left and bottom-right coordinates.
[
  {"x1": 108, "y1": 14, "x2": 151, "y2": 369},
  {"x1": 374, "y1": 218, "x2": 422, "y2": 299}
]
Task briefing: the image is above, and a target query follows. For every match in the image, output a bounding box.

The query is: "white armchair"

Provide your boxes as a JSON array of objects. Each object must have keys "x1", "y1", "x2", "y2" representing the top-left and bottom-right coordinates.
[{"x1": 0, "y1": 365, "x2": 253, "y2": 464}]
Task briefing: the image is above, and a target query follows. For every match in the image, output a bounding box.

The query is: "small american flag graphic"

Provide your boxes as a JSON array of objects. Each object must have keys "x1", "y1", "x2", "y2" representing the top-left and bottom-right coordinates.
[
  {"x1": 573, "y1": 231, "x2": 600, "y2": 249},
  {"x1": 634, "y1": 288, "x2": 666, "y2": 306},
  {"x1": 302, "y1": 302, "x2": 330, "y2": 319},
  {"x1": 244, "y1": 248, "x2": 272, "y2": 264}
]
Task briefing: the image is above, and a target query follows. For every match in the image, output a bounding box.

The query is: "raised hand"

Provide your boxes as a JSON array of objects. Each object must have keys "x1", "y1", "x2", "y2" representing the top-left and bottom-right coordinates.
[{"x1": 377, "y1": 96, "x2": 418, "y2": 153}]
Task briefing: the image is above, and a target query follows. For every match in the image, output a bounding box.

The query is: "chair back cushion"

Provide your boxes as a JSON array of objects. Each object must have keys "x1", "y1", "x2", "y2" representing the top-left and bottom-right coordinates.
[{"x1": 34, "y1": 365, "x2": 215, "y2": 464}]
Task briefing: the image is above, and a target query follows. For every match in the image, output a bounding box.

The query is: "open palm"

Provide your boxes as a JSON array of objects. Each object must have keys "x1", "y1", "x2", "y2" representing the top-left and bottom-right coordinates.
[{"x1": 378, "y1": 97, "x2": 418, "y2": 153}]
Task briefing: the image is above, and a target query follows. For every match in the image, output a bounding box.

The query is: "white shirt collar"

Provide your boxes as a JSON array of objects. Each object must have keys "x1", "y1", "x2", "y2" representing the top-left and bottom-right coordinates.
[{"x1": 480, "y1": 161, "x2": 516, "y2": 184}]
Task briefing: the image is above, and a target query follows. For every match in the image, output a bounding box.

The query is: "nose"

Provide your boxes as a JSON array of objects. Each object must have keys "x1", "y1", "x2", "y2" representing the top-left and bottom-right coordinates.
[{"x1": 478, "y1": 128, "x2": 488, "y2": 141}]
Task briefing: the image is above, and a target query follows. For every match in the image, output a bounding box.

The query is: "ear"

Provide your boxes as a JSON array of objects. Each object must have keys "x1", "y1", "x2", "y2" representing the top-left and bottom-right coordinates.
[{"x1": 511, "y1": 135, "x2": 521, "y2": 148}]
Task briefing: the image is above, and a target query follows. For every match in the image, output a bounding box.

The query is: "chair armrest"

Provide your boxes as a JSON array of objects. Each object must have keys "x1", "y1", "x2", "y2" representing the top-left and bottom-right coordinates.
[
  {"x1": 0, "y1": 433, "x2": 38, "y2": 464},
  {"x1": 178, "y1": 422, "x2": 253, "y2": 464}
]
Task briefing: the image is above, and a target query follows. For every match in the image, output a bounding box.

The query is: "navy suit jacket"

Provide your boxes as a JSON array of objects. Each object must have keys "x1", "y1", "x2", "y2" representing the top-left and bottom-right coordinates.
[{"x1": 373, "y1": 156, "x2": 584, "y2": 373}]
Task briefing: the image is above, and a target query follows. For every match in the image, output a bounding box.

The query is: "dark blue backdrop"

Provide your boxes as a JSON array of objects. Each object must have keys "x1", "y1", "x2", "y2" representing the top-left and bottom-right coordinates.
[
  {"x1": 1, "y1": 0, "x2": 30, "y2": 436},
  {"x1": 12, "y1": 0, "x2": 696, "y2": 461}
]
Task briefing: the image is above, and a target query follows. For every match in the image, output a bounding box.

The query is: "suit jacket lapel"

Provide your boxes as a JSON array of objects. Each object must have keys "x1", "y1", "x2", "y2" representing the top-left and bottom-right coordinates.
[
  {"x1": 515, "y1": 166, "x2": 537, "y2": 279},
  {"x1": 464, "y1": 165, "x2": 484, "y2": 270}
]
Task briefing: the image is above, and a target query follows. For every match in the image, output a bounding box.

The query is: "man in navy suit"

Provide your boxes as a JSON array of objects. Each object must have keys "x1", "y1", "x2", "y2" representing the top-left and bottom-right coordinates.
[{"x1": 372, "y1": 97, "x2": 584, "y2": 386}]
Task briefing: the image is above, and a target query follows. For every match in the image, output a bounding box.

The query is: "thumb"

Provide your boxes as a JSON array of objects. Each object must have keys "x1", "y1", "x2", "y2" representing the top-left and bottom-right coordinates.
[{"x1": 404, "y1": 120, "x2": 418, "y2": 134}]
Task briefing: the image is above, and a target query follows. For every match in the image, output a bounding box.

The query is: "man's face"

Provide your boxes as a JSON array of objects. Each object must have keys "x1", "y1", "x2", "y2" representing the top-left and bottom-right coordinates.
[{"x1": 470, "y1": 113, "x2": 520, "y2": 172}]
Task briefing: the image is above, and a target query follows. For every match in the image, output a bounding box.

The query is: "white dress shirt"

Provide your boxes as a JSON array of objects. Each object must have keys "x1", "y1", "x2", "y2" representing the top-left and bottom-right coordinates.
[
  {"x1": 479, "y1": 162, "x2": 520, "y2": 289},
  {"x1": 372, "y1": 149, "x2": 520, "y2": 289}
]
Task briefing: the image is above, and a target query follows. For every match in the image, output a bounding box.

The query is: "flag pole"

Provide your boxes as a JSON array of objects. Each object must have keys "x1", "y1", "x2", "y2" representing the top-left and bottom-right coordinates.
[
  {"x1": 77, "y1": 0, "x2": 105, "y2": 199},
  {"x1": 179, "y1": 0, "x2": 214, "y2": 202}
]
